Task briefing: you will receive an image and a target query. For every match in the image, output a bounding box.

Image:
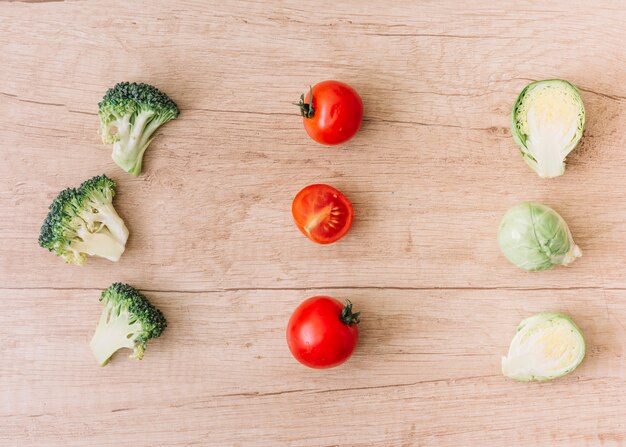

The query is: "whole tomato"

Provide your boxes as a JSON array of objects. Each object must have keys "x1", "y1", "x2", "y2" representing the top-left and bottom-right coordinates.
[
  {"x1": 298, "y1": 80, "x2": 363, "y2": 145},
  {"x1": 286, "y1": 296, "x2": 360, "y2": 369}
]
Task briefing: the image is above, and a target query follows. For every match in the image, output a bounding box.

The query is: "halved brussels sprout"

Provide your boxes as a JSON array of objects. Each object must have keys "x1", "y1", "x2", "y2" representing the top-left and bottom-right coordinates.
[
  {"x1": 502, "y1": 312, "x2": 585, "y2": 381},
  {"x1": 511, "y1": 79, "x2": 585, "y2": 178},
  {"x1": 498, "y1": 202, "x2": 581, "y2": 272}
]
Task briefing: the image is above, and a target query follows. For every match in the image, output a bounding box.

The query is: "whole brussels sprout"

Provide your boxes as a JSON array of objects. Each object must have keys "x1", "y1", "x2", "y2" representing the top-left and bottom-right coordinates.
[{"x1": 498, "y1": 202, "x2": 581, "y2": 271}]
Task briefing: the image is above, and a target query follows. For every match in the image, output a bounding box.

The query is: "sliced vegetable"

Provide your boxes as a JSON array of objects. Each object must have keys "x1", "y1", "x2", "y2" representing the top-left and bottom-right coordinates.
[
  {"x1": 498, "y1": 202, "x2": 581, "y2": 271},
  {"x1": 38, "y1": 175, "x2": 129, "y2": 265},
  {"x1": 98, "y1": 82, "x2": 179, "y2": 176},
  {"x1": 292, "y1": 184, "x2": 354, "y2": 244},
  {"x1": 502, "y1": 312, "x2": 585, "y2": 381},
  {"x1": 511, "y1": 79, "x2": 585, "y2": 178},
  {"x1": 90, "y1": 283, "x2": 167, "y2": 366}
]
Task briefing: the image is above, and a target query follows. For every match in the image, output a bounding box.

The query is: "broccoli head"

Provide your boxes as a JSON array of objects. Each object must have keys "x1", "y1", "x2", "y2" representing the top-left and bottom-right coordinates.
[
  {"x1": 90, "y1": 283, "x2": 167, "y2": 366},
  {"x1": 98, "y1": 82, "x2": 179, "y2": 176},
  {"x1": 38, "y1": 175, "x2": 129, "y2": 265}
]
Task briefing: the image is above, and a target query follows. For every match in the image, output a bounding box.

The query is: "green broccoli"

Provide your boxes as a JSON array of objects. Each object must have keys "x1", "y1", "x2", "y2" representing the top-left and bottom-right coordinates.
[
  {"x1": 38, "y1": 175, "x2": 129, "y2": 265},
  {"x1": 98, "y1": 82, "x2": 179, "y2": 176},
  {"x1": 90, "y1": 283, "x2": 167, "y2": 366}
]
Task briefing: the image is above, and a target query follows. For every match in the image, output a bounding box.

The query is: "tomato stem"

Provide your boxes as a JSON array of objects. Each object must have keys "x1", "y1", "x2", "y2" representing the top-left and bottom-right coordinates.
[
  {"x1": 297, "y1": 86, "x2": 315, "y2": 119},
  {"x1": 340, "y1": 300, "x2": 360, "y2": 326}
]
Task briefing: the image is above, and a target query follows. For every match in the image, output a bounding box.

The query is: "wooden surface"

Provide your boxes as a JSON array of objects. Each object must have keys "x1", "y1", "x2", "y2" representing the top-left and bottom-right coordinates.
[{"x1": 1, "y1": 1, "x2": 625, "y2": 446}]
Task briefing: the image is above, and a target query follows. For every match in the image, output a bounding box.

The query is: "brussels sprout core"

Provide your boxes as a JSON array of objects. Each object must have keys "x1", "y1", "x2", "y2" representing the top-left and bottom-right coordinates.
[
  {"x1": 511, "y1": 80, "x2": 585, "y2": 178},
  {"x1": 502, "y1": 312, "x2": 585, "y2": 381}
]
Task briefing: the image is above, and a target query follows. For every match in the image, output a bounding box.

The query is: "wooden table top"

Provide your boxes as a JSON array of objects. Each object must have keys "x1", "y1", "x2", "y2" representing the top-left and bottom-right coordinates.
[{"x1": 1, "y1": 1, "x2": 625, "y2": 446}]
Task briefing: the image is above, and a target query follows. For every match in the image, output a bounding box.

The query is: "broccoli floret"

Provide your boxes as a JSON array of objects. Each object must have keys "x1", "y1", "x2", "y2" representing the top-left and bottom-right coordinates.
[
  {"x1": 38, "y1": 175, "x2": 128, "y2": 265},
  {"x1": 90, "y1": 283, "x2": 167, "y2": 366},
  {"x1": 78, "y1": 175, "x2": 129, "y2": 245},
  {"x1": 98, "y1": 82, "x2": 179, "y2": 176}
]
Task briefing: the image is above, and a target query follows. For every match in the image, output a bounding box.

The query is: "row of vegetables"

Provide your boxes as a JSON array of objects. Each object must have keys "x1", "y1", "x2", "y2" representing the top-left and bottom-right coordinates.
[{"x1": 39, "y1": 79, "x2": 588, "y2": 380}]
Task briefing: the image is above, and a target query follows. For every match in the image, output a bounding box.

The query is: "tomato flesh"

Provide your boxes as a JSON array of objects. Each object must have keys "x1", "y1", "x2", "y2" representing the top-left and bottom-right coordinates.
[
  {"x1": 287, "y1": 296, "x2": 359, "y2": 369},
  {"x1": 301, "y1": 80, "x2": 363, "y2": 145},
  {"x1": 292, "y1": 184, "x2": 354, "y2": 244}
]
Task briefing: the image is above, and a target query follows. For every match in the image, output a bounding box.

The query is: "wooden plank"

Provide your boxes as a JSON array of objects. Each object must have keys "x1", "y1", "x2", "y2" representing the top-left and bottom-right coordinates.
[
  {"x1": 1, "y1": 1, "x2": 626, "y2": 291},
  {"x1": 1, "y1": 1, "x2": 625, "y2": 445},
  {"x1": 1, "y1": 288, "x2": 625, "y2": 446}
]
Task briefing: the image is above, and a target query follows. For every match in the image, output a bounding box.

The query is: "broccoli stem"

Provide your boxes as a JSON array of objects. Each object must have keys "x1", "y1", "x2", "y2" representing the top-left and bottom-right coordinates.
[
  {"x1": 90, "y1": 306, "x2": 143, "y2": 366},
  {"x1": 112, "y1": 110, "x2": 159, "y2": 176},
  {"x1": 93, "y1": 203, "x2": 129, "y2": 245},
  {"x1": 72, "y1": 227, "x2": 125, "y2": 262}
]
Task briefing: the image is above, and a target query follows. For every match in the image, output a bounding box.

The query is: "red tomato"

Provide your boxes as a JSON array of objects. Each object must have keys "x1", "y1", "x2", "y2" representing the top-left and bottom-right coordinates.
[
  {"x1": 292, "y1": 184, "x2": 354, "y2": 244},
  {"x1": 287, "y1": 296, "x2": 360, "y2": 369},
  {"x1": 298, "y1": 80, "x2": 363, "y2": 145}
]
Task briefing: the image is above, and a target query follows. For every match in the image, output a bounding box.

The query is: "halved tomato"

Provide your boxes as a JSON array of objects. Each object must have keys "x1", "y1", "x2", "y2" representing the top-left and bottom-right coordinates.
[{"x1": 292, "y1": 184, "x2": 354, "y2": 244}]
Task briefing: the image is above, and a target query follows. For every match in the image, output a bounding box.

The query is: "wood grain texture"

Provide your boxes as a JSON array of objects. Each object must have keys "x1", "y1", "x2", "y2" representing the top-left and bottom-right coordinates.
[{"x1": 0, "y1": 1, "x2": 625, "y2": 445}]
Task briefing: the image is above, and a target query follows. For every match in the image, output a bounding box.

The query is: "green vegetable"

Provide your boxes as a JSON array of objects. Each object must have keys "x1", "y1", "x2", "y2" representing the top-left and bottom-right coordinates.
[
  {"x1": 98, "y1": 82, "x2": 179, "y2": 176},
  {"x1": 90, "y1": 283, "x2": 167, "y2": 366},
  {"x1": 511, "y1": 79, "x2": 585, "y2": 178},
  {"x1": 498, "y1": 201, "x2": 581, "y2": 271},
  {"x1": 38, "y1": 175, "x2": 129, "y2": 265},
  {"x1": 502, "y1": 312, "x2": 585, "y2": 381}
]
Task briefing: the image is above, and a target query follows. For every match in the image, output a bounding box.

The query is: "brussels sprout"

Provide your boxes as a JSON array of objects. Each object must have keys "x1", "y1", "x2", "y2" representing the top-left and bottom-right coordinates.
[
  {"x1": 511, "y1": 79, "x2": 585, "y2": 178},
  {"x1": 502, "y1": 312, "x2": 585, "y2": 381},
  {"x1": 498, "y1": 202, "x2": 581, "y2": 271}
]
